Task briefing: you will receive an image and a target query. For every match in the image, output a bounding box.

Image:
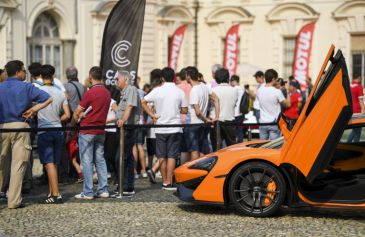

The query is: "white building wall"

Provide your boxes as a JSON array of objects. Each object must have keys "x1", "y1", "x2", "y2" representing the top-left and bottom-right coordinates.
[{"x1": 1, "y1": 0, "x2": 365, "y2": 86}]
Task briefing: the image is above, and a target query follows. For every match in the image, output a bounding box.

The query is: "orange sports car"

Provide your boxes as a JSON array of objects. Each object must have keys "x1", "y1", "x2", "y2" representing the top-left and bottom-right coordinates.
[{"x1": 174, "y1": 45, "x2": 365, "y2": 217}]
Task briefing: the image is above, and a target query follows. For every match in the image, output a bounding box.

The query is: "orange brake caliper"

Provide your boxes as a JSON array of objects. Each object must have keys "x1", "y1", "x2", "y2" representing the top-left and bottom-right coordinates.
[{"x1": 263, "y1": 180, "x2": 277, "y2": 206}]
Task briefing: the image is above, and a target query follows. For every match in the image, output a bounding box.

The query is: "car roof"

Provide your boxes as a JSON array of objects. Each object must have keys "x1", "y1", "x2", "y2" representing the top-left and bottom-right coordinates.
[{"x1": 349, "y1": 114, "x2": 365, "y2": 125}]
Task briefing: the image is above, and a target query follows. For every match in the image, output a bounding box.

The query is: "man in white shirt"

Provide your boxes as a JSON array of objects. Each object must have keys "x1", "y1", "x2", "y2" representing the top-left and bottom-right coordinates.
[
  {"x1": 186, "y1": 66, "x2": 219, "y2": 160},
  {"x1": 142, "y1": 67, "x2": 188, "y2": 191},
  {"x1": 252, "y1": 71, "x2": 265, "y2": 123},
  {"x1": 256, "y1": 69, "x2": 290, "y2": 140},
  {"x1": 210, "y1": 68, "x2": 239, "y2": 151},
  {"x1": 230, "y1": 75, "x2": 245, "y2": 143}
]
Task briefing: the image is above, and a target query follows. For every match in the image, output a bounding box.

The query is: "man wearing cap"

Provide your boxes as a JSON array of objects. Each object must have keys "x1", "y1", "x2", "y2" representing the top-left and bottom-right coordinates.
[
  {"x1": 252, "y1": 71, "x2": 265, "y2": 123},
  {"x1": 284, "y1": 80, "x2": 302, "y2": 127},
  {"x1": 347, "y1": 73, "x2": 364, "y2": 143}
]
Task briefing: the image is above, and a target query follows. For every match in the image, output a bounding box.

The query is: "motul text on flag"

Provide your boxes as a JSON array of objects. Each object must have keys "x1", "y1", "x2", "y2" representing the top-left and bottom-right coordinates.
[
  {"x1": 168, "y1": 25, "x2": 187, "y2": 71},
  {"x1": 100, "y1": 0, "x2": 146, "y2": 101},
  {"x1": 223, "y1": 24, "x2": 240, "y2": 77},
  {"x1": 292, "y1": 21, "x2": 316, "y2": 91}
]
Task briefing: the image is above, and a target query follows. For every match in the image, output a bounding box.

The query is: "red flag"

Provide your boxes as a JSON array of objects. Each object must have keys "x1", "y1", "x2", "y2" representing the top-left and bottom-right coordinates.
[
  {"x1": 224, "y1": 24, "x2": 240, "y2": 77},
  {"x1": 292, "y1": 22, "x2": 316, "y2": 91},
  {"x1": 168, "y1": 25, "x2": 187, "y2": 71}
]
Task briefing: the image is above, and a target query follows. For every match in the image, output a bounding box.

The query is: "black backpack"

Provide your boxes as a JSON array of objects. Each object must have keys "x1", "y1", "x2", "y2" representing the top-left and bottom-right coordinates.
[{"x1": 239, "y1": 92, "x2": 250, "y2": 115}]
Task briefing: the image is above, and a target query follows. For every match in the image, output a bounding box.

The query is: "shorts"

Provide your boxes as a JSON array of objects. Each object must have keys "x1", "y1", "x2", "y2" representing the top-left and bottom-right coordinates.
[
  {"x1": 146, "y1": 138, "x2": 156, "y2": 156},
  {"x1": 155, "y1": 133, "x2": 182, "y2": 159},
  {"x1": 189, "y1": 126, "x2": 207, "y2": 153},
  {"x1": 180, "y1": 127, "x2": 191, "y2": 153},
  {"x1": 135, "y1": 128, "x2": 145, "y2": 145},
  {"x1": 37, "y1": 131, "x2": 64, "y2": 165}
]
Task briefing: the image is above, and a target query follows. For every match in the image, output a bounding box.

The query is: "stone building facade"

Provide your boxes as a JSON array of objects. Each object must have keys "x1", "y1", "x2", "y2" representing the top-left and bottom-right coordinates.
[{"x1": 1, "y1": 0, "x2": 365, "y2": 85}]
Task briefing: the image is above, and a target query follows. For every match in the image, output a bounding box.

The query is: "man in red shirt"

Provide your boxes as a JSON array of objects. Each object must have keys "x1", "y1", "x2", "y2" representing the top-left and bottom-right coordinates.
[
  {"x1": 284, "y1": 80, "x2": 302, "y2": 123},
  {"x1": 73, "y1": 66, "x2": 111, "y2": 199},
  {"x1": 348, "y1": 73, "x2": 364, "y2": 142},
  {"x1": 350, "y1": 73, "x2": 364, "y2": 114}
]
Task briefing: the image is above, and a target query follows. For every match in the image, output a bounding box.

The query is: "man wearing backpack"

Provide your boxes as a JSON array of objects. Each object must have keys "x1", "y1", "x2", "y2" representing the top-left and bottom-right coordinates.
[{"x1": 230, "y1": 75, "x2": 245, "y2": 143}]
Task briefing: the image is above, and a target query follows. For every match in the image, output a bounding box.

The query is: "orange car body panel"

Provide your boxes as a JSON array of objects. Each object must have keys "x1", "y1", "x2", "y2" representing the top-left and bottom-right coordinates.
[{"x1": 280, "y1": 69, "x2": 347, "y2": 176}]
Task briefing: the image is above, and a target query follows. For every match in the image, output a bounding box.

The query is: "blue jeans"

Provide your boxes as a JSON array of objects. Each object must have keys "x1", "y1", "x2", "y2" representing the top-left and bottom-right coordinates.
[
  {"x1": 259, "y1": 125, "x2": 281, "y2": 140},
  {"x1": 115, "y1": 130, "x2": 136, "y2": 190},
  {"x1": 347, "y1": 128, "x2": 362, "y2": 143},
  {"x1": 78, "y1": 133, "x2": 108, "y2": 197}
]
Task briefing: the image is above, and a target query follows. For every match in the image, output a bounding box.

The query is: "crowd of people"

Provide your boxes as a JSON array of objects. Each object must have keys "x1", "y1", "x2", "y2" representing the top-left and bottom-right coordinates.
[{"x1": 0, "y1": 59, "x2": 316, "y2": 209}]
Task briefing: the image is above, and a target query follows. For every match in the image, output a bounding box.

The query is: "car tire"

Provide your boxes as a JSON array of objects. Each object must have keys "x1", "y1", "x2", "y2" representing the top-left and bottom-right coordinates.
[{"x1": 228, "y1": 161, "x2": 286, "y2": 217}]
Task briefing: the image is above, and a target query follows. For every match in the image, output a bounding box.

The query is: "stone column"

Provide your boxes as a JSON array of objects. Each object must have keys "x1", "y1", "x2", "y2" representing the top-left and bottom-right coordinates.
[{"x1": 62, "y1": 39, "x2": 75, "y2": 83}]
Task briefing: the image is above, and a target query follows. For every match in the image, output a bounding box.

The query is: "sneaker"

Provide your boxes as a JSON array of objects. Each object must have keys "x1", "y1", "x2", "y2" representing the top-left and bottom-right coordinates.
[
  {"x1": 0, "y1": 192, "x2": 7, "y2": 201},
  {"x1": 122, "y1": 189, "x2": 135, "y2": 196},
  {"x1": 134, "y1": 174, "x2": 139, "y2": 180},
  {"x1": 147, "y1": 169, "x2": 156, "y2": 184},
  {"x1": 75, "y1": 177, "x2": 84, "y2": 184},
  {"x1": 141, "y1": 172, "x2": 148, "y2": 178},
  {"x1": 93, "y1": 172, "x2": 98, "y2": 183},
  {"x1": 96, "y1": 191, "x2": 110, "y2": 198},
  {"x1": 162, "y1": 184, "x2": 177, "y2": 191},
  {"x1": 155, "y1": 171, "x2": 162, "y2": 178},
  {"x1": 74, "y1": 192, "x2": 94, "y2": 200},
  {"x1": 41, "y1": 195, "x2": 63, "y2": 204},
  {"x1": 107, "y1": 172, "x2": 112, "y2": 179}
]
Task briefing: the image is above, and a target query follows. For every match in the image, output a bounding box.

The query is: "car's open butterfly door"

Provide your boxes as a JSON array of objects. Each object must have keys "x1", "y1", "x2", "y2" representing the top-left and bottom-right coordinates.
[{"x1": 280, "y1": 45, "x2": 352, "y2": 182}]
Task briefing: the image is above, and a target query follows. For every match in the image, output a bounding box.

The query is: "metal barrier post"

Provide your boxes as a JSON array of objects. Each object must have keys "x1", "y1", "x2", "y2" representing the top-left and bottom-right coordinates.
[
  {"x1": 117, "y1": 126, "x2": 125, "y2": 198},
  {"x1": 248, "y1": 126, "x2": 252, "y2": 141},
  {"x1": 216, "y1": 121, "x2": 221, "y2": 150}
]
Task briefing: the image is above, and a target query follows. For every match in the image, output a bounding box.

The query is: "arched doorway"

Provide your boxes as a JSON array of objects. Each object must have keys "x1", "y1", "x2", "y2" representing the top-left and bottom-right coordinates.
[{"x1": 28, "y1": 12, "x2": 62, "y2": 79}]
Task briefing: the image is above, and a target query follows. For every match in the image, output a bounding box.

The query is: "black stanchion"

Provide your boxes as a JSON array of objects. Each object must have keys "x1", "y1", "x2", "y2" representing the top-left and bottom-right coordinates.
[
  {"x1": 248, "y1": 126, "x2": 252, "y2": 141},
  {"x1": 116, "y1": 126, "x2": 125, "y2": 199}
]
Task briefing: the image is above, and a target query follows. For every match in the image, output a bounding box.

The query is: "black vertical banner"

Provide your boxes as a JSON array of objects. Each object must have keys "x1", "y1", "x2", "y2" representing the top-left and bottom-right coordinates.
[{"x1": 100, "y1": 0, "x2": 146, "y2": 101}]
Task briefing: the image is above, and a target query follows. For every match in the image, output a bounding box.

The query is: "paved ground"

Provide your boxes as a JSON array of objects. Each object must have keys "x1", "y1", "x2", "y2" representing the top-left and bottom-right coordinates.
[{"x1": 1, "y1": 177, "x2": 365, "y2": 237}]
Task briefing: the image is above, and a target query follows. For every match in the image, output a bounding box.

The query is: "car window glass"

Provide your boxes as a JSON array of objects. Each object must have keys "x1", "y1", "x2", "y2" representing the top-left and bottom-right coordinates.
[{"x1": 261, "y1": 136, "x2": 285, "y2": 149}]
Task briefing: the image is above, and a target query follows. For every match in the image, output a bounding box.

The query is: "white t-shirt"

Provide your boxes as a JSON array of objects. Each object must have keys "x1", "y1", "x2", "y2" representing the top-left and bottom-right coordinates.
[
  {"x1": 253, "y1": 83, "x2": 265, "y2": 110},
  {"x1": 211, "y1": 83, "x2": 238, "y2": 121},
  {"x1": 256, "y1": 86, "x2": 285, "y2": 123},
  {"x1": 105, "y1": 99, "x2": 117, "y2": 133},
  {"x1": 34, "y1": 78, "x2": 66, "y2": 92},
  {"x1": 189, "y1": 83, "x2": 210, "y2": 124},
  {"x1": 234, "y1": 85, "x2": 244, "y2": 117},
  {"x1": 144, "y1": 82, "x2": 188, "y2": 134}
]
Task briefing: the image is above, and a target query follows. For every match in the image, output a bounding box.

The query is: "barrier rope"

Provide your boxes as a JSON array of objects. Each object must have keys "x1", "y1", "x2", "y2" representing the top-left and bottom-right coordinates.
[{"x1": 0, "y1": 122, "x2": 277, "y2": 133}]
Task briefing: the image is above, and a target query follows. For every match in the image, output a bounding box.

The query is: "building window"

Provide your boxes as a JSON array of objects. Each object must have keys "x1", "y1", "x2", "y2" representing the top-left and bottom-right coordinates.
[
  {"x1": 28, "y1": 12, "x2": 61, "y2": 79},
  {"x1": 283, "y1": 37, "x2": 296, "y2": 79},
  {"x1": 351, "y1": 35, "x2": 365, "y2": 83}
]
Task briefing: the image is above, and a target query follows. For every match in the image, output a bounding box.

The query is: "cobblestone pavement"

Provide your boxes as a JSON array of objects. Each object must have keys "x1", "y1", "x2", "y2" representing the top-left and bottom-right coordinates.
[{"x1": 1, "y1": 177, "x2": 365, "y2": 237}]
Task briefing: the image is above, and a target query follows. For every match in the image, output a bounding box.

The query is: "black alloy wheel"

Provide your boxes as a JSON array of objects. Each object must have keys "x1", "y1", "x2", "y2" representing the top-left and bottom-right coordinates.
[{"x1": 228, "y1": 162, "x2": 286, "y2": 217}]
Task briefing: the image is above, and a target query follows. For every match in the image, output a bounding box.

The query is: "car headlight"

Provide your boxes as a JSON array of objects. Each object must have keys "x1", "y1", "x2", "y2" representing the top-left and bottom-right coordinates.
[{"x1": 189, "y1": 156, "x2": 217, "y2": 171}]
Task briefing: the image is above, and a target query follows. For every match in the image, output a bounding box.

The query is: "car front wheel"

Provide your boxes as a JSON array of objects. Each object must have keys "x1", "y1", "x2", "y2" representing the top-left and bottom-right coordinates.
[{"x1": 228, "y1": 161, "x2": 286, "y2": 217}]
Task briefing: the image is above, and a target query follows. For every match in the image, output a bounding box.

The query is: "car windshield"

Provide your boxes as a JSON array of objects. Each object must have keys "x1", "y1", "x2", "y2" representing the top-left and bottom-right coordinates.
[{"x1": 260, "y1": 137, "x2": 285, "y2": 149}]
